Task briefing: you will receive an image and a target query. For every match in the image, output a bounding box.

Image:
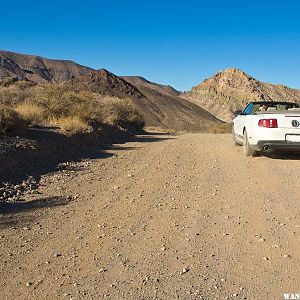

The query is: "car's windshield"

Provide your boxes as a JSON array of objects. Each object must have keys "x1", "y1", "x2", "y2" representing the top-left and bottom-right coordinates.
[{"x1": 242, "y1": 102, "x2": 299, "y2": 115}]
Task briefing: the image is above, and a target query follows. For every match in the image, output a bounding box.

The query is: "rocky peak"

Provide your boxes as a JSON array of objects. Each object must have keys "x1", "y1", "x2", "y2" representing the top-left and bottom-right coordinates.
[
  {"x1": 196, "y1": 68, "x2": 259, "y2": 93},
  {"x1": 183, "y1": 68, "x2": 300, "y2": 122}
]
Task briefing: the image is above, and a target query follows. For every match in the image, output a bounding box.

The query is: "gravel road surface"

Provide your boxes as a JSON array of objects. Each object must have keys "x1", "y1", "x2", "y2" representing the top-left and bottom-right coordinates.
[{"x1": 0, "y1": 133, "x2": 299, "y2": 299}]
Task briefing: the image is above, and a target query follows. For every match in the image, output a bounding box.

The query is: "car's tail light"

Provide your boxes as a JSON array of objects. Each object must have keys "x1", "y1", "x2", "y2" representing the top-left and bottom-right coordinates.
[{"x1": 258, "y1": 119, "x2": 278, "y2": 128}]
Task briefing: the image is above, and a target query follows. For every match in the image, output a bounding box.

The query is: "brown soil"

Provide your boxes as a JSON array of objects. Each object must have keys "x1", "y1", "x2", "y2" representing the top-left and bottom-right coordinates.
[{"x1": 1, "y1": 133, "x2": 299, "y2": 299}]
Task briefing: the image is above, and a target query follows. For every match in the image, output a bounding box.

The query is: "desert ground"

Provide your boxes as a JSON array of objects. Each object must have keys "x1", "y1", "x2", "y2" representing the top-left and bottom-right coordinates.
[{"x1": 0, "y1": 133, "x2": 299, "y2": 300}]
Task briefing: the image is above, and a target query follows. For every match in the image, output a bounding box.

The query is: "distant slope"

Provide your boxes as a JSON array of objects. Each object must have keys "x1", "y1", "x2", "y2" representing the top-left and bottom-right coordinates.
[
  {"x1": 0, "y1": 50, "x2": 91, "y2": 83},
  {"x1": 122, "y1": 76, "x2": 220, "y2": 131},
  {"x1": 182, "y1": 68, "x2": 300, "y2": 122},
  {"x1": 122, "y1": 76, "x2": 180, "y2": 97}
]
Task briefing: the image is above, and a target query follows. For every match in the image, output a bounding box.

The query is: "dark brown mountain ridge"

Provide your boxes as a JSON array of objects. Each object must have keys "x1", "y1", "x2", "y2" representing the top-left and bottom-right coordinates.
[{"x1": 0, "y1": 50, "x2": 91, "y2": 83}]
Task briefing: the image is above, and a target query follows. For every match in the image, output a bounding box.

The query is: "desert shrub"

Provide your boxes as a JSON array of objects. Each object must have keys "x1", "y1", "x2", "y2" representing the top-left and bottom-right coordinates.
[
  {"x1": 15, "y1": 102, "x2": 46, "y2": 125},
  {"x1": 0, "y1": 105, "x2": 27, "y2": 136},
  {"x1": 208, "y1": 123, "x2": 232, "y2": 134},
  {"x1": 31, "y1": 84, "x2": 74, "y2": 118},
  {"x1": 99, "y1": 97, "x2": 145, "y2": 129},
  {"x1": 0, "y1": 84, "x2": 32, "y2": 105},
  {"x1": 49, "y1": 116, "x2": 92, "y2": 135},
  {"x1": 30, "y1": 85, "x2": 102, "y2": 120}
]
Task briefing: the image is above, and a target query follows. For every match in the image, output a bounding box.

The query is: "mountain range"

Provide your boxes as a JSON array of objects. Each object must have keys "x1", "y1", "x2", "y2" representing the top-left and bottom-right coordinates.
[{"x1": 1, "y1": 50, "x2": 300, "y2": 126}]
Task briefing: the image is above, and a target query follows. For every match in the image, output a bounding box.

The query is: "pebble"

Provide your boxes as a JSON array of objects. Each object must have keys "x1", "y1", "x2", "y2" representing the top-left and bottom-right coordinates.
[
  {"x1": 180, "y1": 267, "x2": 189, "y2": 275},
  {"x1": 99, "y1": 268, "x2": 107, "y2": 273}
]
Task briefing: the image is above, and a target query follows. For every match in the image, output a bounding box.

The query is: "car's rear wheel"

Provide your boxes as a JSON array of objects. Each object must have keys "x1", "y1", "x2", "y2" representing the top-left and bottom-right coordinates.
[
  {"x1": 243, "y1": 130, "x2": 256, "y2": 157},
  {"x1": 232, "y1": 126, "x2": 239, "y2": 146}
]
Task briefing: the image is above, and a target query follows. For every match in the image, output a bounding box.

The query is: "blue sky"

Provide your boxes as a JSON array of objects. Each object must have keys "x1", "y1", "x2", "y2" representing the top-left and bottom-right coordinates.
[{"x1": 0, "y1": 0, "x2": 299, "y2": 91}]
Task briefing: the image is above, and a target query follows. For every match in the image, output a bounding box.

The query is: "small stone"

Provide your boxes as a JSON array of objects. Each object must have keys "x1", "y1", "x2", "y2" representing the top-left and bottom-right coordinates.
[
  {"x1": 262, "y1": 257, "x2": 269, "y2": 261},
  {"x1": 26, "y1": 282, "x2": 32, "y2": 287},
  {"x1": 283, "y1": 254, "x2": 291, "y2": 258},
  {"x1": 99, "y1": 268, "x2": 107, "y2": 273},
  {"x1": 258, "y1": 238, "x2": 265, "y2": 242},
  {"x1": 180, "y1": 267, "x2": 189, "y2": 275}
]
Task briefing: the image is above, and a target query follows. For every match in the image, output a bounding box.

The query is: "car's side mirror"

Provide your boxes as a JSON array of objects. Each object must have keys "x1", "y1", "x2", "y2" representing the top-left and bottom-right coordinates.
[{"x1": 234, "y1": 110, "x2": 243, "y2": 117}]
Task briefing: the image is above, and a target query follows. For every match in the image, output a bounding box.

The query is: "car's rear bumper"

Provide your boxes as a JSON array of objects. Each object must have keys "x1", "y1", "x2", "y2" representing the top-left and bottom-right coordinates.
[{"x1": 255, "y1": 140, "x2": 300, "y2": 152}]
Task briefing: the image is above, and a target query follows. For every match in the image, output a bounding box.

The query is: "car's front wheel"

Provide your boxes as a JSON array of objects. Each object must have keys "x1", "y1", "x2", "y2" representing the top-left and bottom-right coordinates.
[{"x1": 243, "y1": 130, "x2": 256, "y2": 157}]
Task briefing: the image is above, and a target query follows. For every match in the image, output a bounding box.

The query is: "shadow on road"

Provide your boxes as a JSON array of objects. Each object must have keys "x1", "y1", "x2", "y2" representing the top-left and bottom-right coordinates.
[
  {"x1": 0, "y1": 132, "x2": 174, "y2": 228},
  {"x1": 0, "y1": 129, "x2": 175, "y2": 184},
  {"x1": 0, "y1": 196, "x2": 71, "y2": 228},
  {"x1": 262, "y1": 151, "x2": 300, "y2": 160}
]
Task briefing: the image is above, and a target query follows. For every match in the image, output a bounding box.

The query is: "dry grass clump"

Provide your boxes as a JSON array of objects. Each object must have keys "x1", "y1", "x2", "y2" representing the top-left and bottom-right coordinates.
[
  {"x1": 145, "y1": 126, "x2": 177, "y2": 134},
  {"x1": 49, "y1": 116, "x2": 92, "y2": 135},
  {"x1": 15, "y1": 103, "x2": 46, "y2": 125},
  {"x1": 0, "y1": 104, "x2": 26, "y2": 136},
  {"x1": 208, "y1": 123, "x2": 232, "y2": 134}
]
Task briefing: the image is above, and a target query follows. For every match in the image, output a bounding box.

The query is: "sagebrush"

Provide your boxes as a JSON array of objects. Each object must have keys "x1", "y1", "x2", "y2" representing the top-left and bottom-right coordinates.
[{"x1": 0, "y1": 81, "x2": 145, "y2": 136}]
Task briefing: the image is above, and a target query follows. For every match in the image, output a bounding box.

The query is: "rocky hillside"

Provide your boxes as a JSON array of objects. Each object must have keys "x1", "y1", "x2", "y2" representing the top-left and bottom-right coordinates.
[
  {"x1": 182, "y1": 68, "x2": 300, "y2": 122},
  {"x1": 0, "y1": 50, "x2": 221, "y2": 131},
  {"x1": 0, "y1": 50, "x2": 91, "y2": 83},
  {"x1": 68, "y1": 69, "x2": 143, "y2": 99},
  {"x1": 122, "y1": 76, "x2": 180, "y2": 97},
  {"x1": 121, "y1": 76, "x2": 220, "y2": 131}
]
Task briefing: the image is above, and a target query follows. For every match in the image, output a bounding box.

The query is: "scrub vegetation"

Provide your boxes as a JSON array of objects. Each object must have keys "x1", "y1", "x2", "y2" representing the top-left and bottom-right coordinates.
[{"x1": 0, "y1": 81, "x2": 144, "y2": 136}]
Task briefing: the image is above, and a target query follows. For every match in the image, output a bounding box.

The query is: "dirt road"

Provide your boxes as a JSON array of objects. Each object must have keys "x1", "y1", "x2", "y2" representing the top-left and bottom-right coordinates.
[{"x1": 0, "y1": 133, "x2": 299, "y2": 300}]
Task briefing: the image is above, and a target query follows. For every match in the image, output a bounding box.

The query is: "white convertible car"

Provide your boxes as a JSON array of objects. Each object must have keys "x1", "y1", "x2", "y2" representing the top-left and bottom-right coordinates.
[{"x1": 232, "y1": 101, "x2": 300, "y2": 156}]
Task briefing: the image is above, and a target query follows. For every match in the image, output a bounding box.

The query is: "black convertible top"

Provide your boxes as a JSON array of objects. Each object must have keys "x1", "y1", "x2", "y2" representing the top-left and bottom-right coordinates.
[{"x1": 249, "y1": 101, "x2": 299, "y2": 107}]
